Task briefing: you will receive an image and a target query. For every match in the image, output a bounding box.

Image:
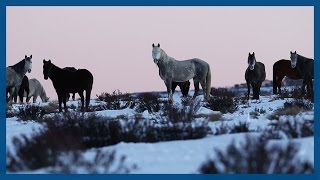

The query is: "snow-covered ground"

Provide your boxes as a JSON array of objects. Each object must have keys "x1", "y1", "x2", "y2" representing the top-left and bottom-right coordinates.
[{"x1": 6, "y1": 90, "x2": 314, "y2": 174}]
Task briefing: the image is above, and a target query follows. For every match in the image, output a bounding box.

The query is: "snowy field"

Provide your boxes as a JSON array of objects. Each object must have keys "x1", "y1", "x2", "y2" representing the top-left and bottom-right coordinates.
[{"x1": 6, "y1": 89, "x2": 314, "y2": 174}]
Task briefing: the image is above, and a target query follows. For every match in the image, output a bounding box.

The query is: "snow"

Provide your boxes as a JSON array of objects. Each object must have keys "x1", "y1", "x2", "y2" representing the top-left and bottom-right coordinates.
[
  {"x1": 6, "y1": 89, "x2": 314, "y2": 174},
  {"x1": 6, "y1": 117, "x2": 44, "y2": 153}
]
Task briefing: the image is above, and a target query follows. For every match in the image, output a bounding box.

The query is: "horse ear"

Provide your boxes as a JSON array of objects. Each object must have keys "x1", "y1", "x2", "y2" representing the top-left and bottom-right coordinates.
[
  {"x1": 248, "y1": 52, "x2": 251, "y2": 56},
  {"x1": 43, "y1": 59, "x2": 45, "y2": 63},
  {"x1": 49, "y1": 59, "x2": 51, "y2": 63},
  {"x1": 158, "y1": 43, "x2": 160, "y2": 47},
  {"x1": 25, "y1": 55, "x2": 27, "y2": 59},
  {"x1": 152, "y1": 43, "x2": 154, "y2": 47},
  {"x1": 30, "y1": 55, "x2": 32, "y2": 58},
  {"x1": 294, "y1": 51, "x2": 296, "y2": 54},
  {"x1": 252, "y1": 52, "x2": 255, "y2": 55},
  {"x1": 290, "y1": 51, "x2": 292, "y2": 54}
]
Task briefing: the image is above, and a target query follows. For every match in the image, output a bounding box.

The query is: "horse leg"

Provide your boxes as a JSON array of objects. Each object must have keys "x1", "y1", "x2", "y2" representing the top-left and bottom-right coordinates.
[
  {"x1": 8, "y1": 87, "x2": 15, "y2": 103},
  {"x1": 276, "y1": 75, "x2": 284, "y2": 95},
  {"x1": 26, "y1": 94, "x2": 31, "y2": 103},
  {"x1": 85, "y1": 89, "x2": 92, "y2": 112},
  {"x1": 193, "y1": 80, "x2": 200, "y2": 98},
  {"x1": 13, "y1": 87, "x2": 18, "y2": 103},
  {"x1": 165, "y1": 80, "x2": 173, "y2": 103},
  {"x1": 252, "y1": 83, "x2": 258, "y2": 100},
  {"x1": 246, "y1": 82, "x2": 250, "y2": 100},
  {"x1": 79, "y1": 91, "x2": 85, "y2": 111},
  {"x1": 63, "y1": 94, "x2": 68, "y2": 112},
  {"x1": 57, "y1": 94, "x2": 63, "y2": 112},
  {"x1": 33, "y1": 95, "x2": 37, "y2": 103},
  {"x1": 257, "y1": 81, "x2": 262, "y2": 100},
  {"x1": 200, "y1": 80, "x2": 207, "y2": 99},
  {"x1": 171, "y1": 83, "x2": 177, "y2": 95}
]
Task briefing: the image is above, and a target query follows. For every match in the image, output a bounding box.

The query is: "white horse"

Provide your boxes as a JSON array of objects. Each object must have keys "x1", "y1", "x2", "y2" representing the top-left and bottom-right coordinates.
[
  {"x1": 6, "y1": 55, "x2": 32, "y2": 103},
  {"x1": 152, "y1": 43, "x2": 211, "y2": 102},
  {"x1": 22, "y1": 78, "x2": 49, "y2": 103}
]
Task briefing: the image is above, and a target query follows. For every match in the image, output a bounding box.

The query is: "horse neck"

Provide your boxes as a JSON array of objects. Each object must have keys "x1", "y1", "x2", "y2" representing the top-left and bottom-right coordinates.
[
  {"x1": 40, "y1": 87, "x2": 48, "y2": 100},
  {"x1": 10, "y1": 60, "x2": 25, "y2": 75},
  {"x1": 157, "y1": 49, "x2": 171, "y2": 67},
  {"x1": 49, "y1": 64, "x2": 63, "y2": 80}
]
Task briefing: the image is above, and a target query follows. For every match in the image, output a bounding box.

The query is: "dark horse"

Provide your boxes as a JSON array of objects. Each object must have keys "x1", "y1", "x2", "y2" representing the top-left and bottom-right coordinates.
[
  {"x1": 273, "y1": 59, "x2": 302, "y2": 94},
  {"x1": 245, "y1": 52, "x2": 266, "y2": 100},
  {"x1": 11, "y1": 75, "x2": 30, "y2": 103},
  {"x1": 63, "y1": 67, "x2": 77, "y2": 101},
  {"x1": 172, "y1": 81, "x2": 190, "y2": 97},
  {"x1": 290, "y1": 51, "x2": 314, "y2": 100},
  {"x1": 43, "y1": 60, "x2": 93, "y2": 112}
]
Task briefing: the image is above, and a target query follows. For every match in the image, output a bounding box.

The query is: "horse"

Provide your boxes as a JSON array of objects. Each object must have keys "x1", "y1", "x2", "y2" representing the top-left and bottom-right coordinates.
[
  {"x1": 273, "y1": 59, "x2": 302, "y2": 94},
  {"x1": 43, "y1": 59, "x2": 93, "y2": 112},
  {"x1": 290, "y1": 51, "x2": 314, "y2": 100},
  {"x1": 6, "y1": 55, "x2": 33, "y2": 103},
  {"x1": 172, "y1": 81, "x2": 190, "y2": 97},
  {"x1": 152, "y1": 43, "x2": 211, "y2": 102},
  {"x1": 17, "y1": 78, "x2": 50, "y2": 103},
  {"x1": 11, "y1": 75, "x2": 30, "y2": 103},
  {"x1": 245, "y1": 52, "x2": 266, "y2": 100},
  {"x1": 63, "y1": 67, "x2": 77, "y2": 101}
]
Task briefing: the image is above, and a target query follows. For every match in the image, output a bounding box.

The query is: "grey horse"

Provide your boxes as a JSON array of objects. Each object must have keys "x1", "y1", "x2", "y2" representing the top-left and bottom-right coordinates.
[
  {"x1": 20, "y1": 78, "x2": 50, "y2": 103},
  {"x1": 245, "y1": 52, "x2": 266, "y2": 100},
  {"x1": 6, "y1": 55, "x2": 33, "y2": 103},
  {"x1": 152, "y1": 43, "x2": 211, "y2": 102},
  {"x1": 290, "y1": 51, "x2": 314, "y2": 100}
]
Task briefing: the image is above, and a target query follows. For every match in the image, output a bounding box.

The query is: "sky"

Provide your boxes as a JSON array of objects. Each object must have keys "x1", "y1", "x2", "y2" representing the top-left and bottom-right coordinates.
[{"x1": 7, "y1": 6, "x2": 314, "y2": 100}]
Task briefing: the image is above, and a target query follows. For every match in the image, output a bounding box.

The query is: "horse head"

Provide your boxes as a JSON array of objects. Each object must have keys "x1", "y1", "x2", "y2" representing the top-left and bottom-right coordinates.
[
  {"x1": 43, "y1": 59, "x2": 52, "y2": 80},
  {"x1": 290, "y1": 51, "x2": 298, "y2": 68},
  {"x1": 152, "y1": 43, "x2": 161, "y2": 64},
  {"x1": 24, "y1": 55, "x2": 32, "y2": 73},
  {"x1": 248, "y1": 52, "x2": 256, "y2": 70}
]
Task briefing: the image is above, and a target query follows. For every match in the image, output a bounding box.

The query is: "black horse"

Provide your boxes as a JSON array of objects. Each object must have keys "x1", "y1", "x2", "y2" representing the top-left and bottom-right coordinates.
[
  {"x1": 11, "y1": 75, "x2": 30, "y2": 103},
  {"x1": 273, "y1": 59, "x2": 302, "y2": 94},
  {"x1": 172, "y1": 81, "x2": 190, "y2": 97},
  {"x1": 43, "y1": 60, "x2": 93, "y2": 112},
  {"x1": 245, "y1": 52, "x2": 266, "y2": 100},
  {"x1": 63, "y1": 67, "x2": 77, "y2": 101},
  {"x1": 290, "y1": 51, "x2": 314, "y2": 100}
]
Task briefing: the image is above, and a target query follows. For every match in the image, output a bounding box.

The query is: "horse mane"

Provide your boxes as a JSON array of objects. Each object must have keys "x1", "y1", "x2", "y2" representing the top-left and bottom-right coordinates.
[
  {"x1": 9, "y1": 59, "x2": 25, "y2": 75},
  {"x1": 298, "y1": 54, "x2": 313, "y2": 62}
]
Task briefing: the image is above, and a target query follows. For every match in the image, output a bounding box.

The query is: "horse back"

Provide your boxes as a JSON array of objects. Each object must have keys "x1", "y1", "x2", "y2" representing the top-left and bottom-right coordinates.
[
  {"x1": 273, "y1": 59, "x2": 301, "y2": 79},
  {"x1": 54, "y1": 68, "x2": 93, "y2": 92}
]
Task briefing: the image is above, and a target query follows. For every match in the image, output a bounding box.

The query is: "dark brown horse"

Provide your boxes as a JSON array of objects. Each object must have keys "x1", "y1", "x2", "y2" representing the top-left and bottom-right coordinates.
[
  {"x1": 245, "y1": 52, "x2": 266, "y2": 100},
  {"x1": 43, "y1": 60, "x2": 93, "y2": 112},
  {"x1": 273, "y1": 59, "x2": 302, "y2": 94}
]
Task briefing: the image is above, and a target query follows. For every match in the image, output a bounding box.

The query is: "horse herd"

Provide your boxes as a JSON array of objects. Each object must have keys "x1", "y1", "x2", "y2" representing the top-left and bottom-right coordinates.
[{"x1": 6, "y1": 44, "x2": 314, "y2": 112}]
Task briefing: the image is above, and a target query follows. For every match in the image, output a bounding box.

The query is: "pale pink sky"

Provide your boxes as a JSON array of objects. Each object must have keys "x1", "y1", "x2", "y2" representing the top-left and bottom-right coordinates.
[{"x1": 7, "y1": 6, "x2": 313, "y2": 100}]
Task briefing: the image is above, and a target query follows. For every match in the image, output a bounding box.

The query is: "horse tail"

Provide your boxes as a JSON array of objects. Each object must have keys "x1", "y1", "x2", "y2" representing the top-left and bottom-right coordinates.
[
  {"x1": 205, "y1": 64, "x2": 211, "y2": 100},
  {"x1": 273, "y1": 63, "x2": 277, "y2": 94}
]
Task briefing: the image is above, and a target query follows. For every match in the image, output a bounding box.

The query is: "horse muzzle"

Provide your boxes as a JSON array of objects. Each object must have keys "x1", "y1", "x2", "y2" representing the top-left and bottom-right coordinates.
[
  {"x1": 291, "y1": 64, "x2": 296, "y2": 68},
  {"x1": 154, "y1": 59, "x2": 159, "y2": 64},
  {"x1": 27, "y1": 69, "x2": 31, "y2": 73},
  {"x1": 249, "y1": 66, "x2": 254, "y2": 70},
  {"x1": 44, "y1": 75, "x2": 48, "y2": 80}
]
